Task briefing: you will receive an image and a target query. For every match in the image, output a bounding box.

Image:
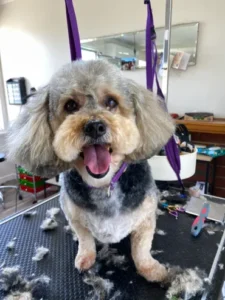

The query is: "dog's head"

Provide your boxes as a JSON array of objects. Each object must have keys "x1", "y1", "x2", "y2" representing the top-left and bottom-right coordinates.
[{"x1": 8, "y1": 60, "x2": 174, "y2": 185}]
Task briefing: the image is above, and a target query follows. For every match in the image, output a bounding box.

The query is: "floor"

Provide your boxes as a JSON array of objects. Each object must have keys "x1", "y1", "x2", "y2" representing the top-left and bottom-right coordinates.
[{"x1": 0, "y1": 180, "x2": 60, "y2": 221}]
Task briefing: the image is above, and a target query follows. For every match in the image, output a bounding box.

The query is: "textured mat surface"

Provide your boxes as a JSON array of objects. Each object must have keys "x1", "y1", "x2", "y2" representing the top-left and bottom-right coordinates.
[{"x1": 0, "y1": 196, "x2": 224, "y2": 300}]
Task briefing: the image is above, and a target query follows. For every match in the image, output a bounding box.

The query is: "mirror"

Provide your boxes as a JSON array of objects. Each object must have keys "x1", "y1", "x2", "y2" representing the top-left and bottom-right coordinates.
[{"x1": 81, "y1": 22, "x2": 199, "y2": 70}]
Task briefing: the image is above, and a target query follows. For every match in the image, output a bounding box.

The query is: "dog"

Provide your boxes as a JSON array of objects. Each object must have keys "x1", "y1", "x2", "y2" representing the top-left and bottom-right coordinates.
[{"x1": 8, "y1": 60, "x2": 174, "y2": 282}]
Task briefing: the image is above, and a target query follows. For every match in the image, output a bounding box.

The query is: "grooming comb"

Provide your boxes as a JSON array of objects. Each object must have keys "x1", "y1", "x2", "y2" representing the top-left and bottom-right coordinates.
[{"x1": 191, "y1": 202, "x2": 210, "y2": 237}]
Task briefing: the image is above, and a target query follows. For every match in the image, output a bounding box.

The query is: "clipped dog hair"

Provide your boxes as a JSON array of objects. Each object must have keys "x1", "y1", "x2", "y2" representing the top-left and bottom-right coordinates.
[{"x1": 7, "y1": 60, "x2": 174, "y2": 177}]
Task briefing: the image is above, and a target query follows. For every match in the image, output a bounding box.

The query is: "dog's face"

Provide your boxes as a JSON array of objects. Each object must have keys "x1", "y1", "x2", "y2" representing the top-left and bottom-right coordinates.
[{"x1": 8, "y1": 60, "x2": 174, "y2": 184}]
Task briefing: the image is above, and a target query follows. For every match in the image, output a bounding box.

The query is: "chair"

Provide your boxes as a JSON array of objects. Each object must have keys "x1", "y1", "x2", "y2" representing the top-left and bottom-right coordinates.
[{"x1": 0, "y1": 153, "x2": 20, "y2": 211}]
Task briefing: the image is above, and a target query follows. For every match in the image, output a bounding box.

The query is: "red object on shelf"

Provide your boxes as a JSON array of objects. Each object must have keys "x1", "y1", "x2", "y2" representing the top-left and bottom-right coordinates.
[
  {"x1": 20, "y1": 184, "x2": 51, "y2": 194},
  {"x1": 19, "y1": 174, "x2": 42, "y2": 182},
  {"x1": 170, "y1": 113, "x2": 179, "y2": 119}
]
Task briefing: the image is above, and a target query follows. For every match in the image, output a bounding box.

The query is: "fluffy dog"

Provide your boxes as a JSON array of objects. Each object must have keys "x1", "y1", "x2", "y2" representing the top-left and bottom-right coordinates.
[{"x1": 8, "y1": 60, "x2": 174, "y2": 282}]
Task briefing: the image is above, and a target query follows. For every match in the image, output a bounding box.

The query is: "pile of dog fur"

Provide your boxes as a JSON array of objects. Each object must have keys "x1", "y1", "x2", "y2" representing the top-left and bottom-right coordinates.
[
  {"x1": 82, "y1": 244, "x2": 208, "y2": 300},
  {"x1": 164, "y1": 265, "x2": 208, "y2": 300},
  {"x1": 0, "y1": 265, "x2": 50, "y2": 300}
]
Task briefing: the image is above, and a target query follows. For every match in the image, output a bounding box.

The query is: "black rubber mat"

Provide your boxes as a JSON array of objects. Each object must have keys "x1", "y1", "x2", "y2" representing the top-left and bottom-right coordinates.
[{"x1": 0, "y1": 196, "x2": 225, "y2": 300}]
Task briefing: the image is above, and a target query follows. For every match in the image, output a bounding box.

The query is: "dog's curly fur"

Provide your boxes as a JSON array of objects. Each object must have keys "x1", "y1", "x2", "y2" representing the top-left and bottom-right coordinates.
[{"x1": 7, "y1": 60, "x2": 174, "y2": 282}]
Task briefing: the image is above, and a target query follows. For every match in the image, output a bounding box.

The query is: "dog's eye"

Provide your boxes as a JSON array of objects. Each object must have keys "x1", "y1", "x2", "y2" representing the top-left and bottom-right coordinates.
[
  {"x1": 64, "y1": 100, "x2": 79, "y2": 113},
  {"x1": 105, "y1": 97, "x2": 118, "y2": 110}
]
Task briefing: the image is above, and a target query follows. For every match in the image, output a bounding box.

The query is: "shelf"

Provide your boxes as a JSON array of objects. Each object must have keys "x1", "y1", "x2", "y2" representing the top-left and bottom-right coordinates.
[{"x1": 176, "y1": 118, "x2": 225, "y2": 135}]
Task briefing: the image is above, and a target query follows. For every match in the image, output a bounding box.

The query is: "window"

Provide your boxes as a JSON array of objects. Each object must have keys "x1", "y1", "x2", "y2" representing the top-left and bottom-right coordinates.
[
  {"x1": 0, "y1": 59, "x2": 8, "y2": 132},
  {"x1": 81, "y1": 49, "x2": 96, "y2": 61}
]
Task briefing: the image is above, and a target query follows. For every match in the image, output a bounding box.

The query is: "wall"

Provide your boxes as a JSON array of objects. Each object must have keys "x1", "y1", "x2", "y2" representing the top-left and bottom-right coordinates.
[
  {"x1": 1, "y1": 0, "x2": 225, "y2": 118},
  {"x1": 0, "y1": 0, "x2": 225, "y2": 181},
  {"x1": 0, "y1": 0, "x2": 71, "y2": 122}
]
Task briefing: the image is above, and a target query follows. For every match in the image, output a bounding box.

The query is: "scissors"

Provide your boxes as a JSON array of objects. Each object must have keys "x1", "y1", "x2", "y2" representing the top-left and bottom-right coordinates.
[{"x1": 160, "y1": 202, "x2": 185, "y2": 219}]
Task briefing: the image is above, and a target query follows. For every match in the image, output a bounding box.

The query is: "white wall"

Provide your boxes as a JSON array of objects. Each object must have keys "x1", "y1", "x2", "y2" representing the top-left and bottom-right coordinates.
[{"x1": 0, "y1": 0, "x2": 225, "y2": 180}]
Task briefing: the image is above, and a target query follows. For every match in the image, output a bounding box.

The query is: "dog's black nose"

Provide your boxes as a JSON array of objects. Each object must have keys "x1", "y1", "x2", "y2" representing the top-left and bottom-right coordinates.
[{"x1": 84, "y1": 120, "x2": 106, "y2": 139}]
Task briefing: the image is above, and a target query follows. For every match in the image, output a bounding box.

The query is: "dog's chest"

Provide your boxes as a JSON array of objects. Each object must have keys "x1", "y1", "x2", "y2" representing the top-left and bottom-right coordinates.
[
  {"x1": 83, "y1": 187, "x2": 133, "y2": 243},
  {"x1": 85, "y1": 211, "x2": 135, "y2": 243},
  {"x1": 63, "y1": 162, "x2": 154, "y2": 243}
]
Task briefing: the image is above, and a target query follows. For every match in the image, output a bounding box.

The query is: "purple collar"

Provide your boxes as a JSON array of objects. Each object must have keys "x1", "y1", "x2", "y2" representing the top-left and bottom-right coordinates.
[{"x1": 88, "y1": 162, "x2": 128, "y2": 196}]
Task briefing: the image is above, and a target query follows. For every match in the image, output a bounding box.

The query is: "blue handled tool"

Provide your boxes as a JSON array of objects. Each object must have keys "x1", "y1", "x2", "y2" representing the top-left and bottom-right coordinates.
[{"x1": 191, "y1": 202, "x2": 210, "y2": 237}]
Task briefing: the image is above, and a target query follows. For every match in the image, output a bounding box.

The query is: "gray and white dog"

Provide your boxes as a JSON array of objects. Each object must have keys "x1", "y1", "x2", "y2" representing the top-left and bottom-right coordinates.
[{"x1": 8, "y1": 60, "x2": 174, "y2": 282}]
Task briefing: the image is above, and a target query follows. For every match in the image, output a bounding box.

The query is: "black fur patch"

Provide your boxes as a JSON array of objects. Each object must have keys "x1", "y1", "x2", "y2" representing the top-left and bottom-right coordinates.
[
  {"x1": 64, "y1": 169, "x2": 97, "y2": 211},
  {"x1": 119, "y1": 161, "x2": 152, "y2": 211},
  {"x1": 64, "y1": 161, "x2": 153, "y2": 216}
]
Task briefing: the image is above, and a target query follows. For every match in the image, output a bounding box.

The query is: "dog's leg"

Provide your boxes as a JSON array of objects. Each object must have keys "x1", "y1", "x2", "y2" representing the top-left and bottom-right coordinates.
[
  {"x1": 70, "y1": 221, "x2": 96, "y2": 271},
  {"x1": 131, "y1": 216, "x2": 167, "y2": 282}
]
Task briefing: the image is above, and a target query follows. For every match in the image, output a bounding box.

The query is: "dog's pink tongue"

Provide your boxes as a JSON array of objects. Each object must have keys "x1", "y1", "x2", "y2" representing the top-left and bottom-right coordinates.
[{"x1": 83, "y1": 145, "x2": 111, "y2": 175}]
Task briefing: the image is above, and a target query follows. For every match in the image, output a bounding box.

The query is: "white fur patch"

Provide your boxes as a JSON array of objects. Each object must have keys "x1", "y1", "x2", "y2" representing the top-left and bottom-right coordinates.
[
  {"x1": 156, "y1": 229, "x2": 167, "y2": 236},
  {"x1": 4, "y1": 291, "x2": 32, "y2": 300},
  {"x1": 40, "y1": 207, "x2": 60, "y2": 231},
  {"x1": 32, "y1": 246, "x2": 49, "y2": 261},
  {"x1": 40, "y1": 218, "x2": 58, "y2": 231},
  {"x1": 46, "y1": 207, "x2": 60, "y2": 219},
  {"x1": 64, "y1": 224, "x2": 78, "y2": 242},
  {"x1": 151, "y1": 250, "x2": 164, "y2": 256},
  {"x1": 6, "y1": 239, "x2": 16, "y2": 251},
  {"x1": 166, "y1": 266, "x2": 206, "y2": 299}
]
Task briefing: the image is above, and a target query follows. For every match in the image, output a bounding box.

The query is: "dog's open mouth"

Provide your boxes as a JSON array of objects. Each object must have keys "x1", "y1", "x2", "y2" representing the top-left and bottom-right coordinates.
[{"x1": 81, "y1": 145, "x2": 112, "y2": 179}]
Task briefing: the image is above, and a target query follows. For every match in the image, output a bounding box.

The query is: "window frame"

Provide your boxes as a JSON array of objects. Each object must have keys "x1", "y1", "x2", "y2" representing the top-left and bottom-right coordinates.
[{"x1": 0, "y1": 54, "x2": 8, "y2": 133}]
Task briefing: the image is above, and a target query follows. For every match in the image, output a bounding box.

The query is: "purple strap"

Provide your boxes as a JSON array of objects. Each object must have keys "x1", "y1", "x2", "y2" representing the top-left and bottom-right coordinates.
[
  {"x1": 145, "y1": 1, "x2": 155, "y2": 90},
  {"x1": 145, "y1": 1, "x2": 183, "y2": 188},
  {"x1": 110, "y1": 162, "x2": 128, "y2": 191},
  {"x1": 65, "y1": 0, "x2": 82, "y2": 61}
]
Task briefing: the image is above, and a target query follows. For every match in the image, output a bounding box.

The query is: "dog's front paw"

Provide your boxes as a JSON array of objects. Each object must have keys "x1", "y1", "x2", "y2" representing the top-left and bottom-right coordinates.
[
  {"x1": 136, "y1": 259, "x2": 168, "y2": 282},
  {"x1": 75, "y1": 250, "x2": 96, "y2": 271}
]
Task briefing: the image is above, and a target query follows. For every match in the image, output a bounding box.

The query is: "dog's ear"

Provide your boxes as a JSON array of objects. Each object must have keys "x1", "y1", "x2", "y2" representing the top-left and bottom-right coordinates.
[
  {"x1": 7, "y1": 87, "x2": 68, "y2": 177},
  {"x1": 127, "y1": 80, "x2": 175, "y2": 161}
]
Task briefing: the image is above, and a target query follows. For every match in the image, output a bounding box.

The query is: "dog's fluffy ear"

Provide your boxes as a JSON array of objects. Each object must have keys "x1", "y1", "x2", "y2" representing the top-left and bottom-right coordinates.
[
  {"x1": 7, "y1": 88, "x2": 68, "y2": 177},
  {"x1": 127, "y1": 80, "x2": 175, "y2": 161}
]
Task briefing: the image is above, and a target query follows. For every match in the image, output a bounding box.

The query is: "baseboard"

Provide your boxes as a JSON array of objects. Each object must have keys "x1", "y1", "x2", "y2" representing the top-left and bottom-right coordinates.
[{"x1": 0, "y1": 173, "x2": 17, "y2": 184}]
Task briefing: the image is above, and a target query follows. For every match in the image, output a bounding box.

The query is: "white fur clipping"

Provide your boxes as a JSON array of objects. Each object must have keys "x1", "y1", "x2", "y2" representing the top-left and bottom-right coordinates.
[
  {"x1": 23, "y1": 211, "x2": 37, "y2": 218},
  {"x1": 40, "y1": 218, "x2": 58, "y2": 231},
  {"x1": 156, "y1": 229, "x2": 167, "y2": 236},
  {"x1": 151, "y1": 250, "x2": 164, "y2": 256},
  {"x1": 98, "y1": 245, "x2": 127, "y2": 269},
  {"x1": 166, "y1": 266, "x2": 207, "y2": 299},
  {"x1": 46, "y1": 207, "x2": 60, "y2": 219},
  {"x1": 206, "y1": 230, "x2": 215, "y2": 235},
  {"x1": 6, "y1": 238, "x2": 16, "y2": 251},
  {"x1": 109, "y1": 290, "x2": 122, "y2": 300},
  {"x1": 32, "y1": 246, "x2": 49, "y2": 261},
  {"x1": 0, "y1": 266, "x2": 23, "y2": 292},
  {"x1": 40, "y1": 207, "x2": 60, "y2": 231},
  {"x1": 64, "y1": 224, "x2": 78, "y2": 242},
  {"x1": 0, "y1": 265, "x2": 50, "y2": 299},
  {"x1": 64, "y1": 225, "x2": 71, "y2": 232},
  {"x1": 105, "y1": 271, "x2": 115, "y2": 276},
  {"x1": 218, "y1": 263, "x2": 224, "y2": 270},
  {"x1": 84, "y1": 271, "x2": 114, "y2": 300},
  {"x1": 156, "y1": 209, "x2": 165, "y2": 216},
  {"x1": 4, "y1": 291, "x2": 32, "y2": 300}
]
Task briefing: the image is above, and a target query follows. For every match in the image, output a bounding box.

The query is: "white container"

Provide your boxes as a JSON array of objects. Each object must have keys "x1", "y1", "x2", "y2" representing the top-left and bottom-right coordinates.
[{"x1": 148, "y1": 149, "x2": 197, "y2": 181}]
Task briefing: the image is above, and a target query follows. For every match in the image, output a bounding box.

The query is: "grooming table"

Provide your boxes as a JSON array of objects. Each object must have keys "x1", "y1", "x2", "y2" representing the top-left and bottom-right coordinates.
[{"x1": 0, "y1": 195, "x2": 225, "y2": 300}]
